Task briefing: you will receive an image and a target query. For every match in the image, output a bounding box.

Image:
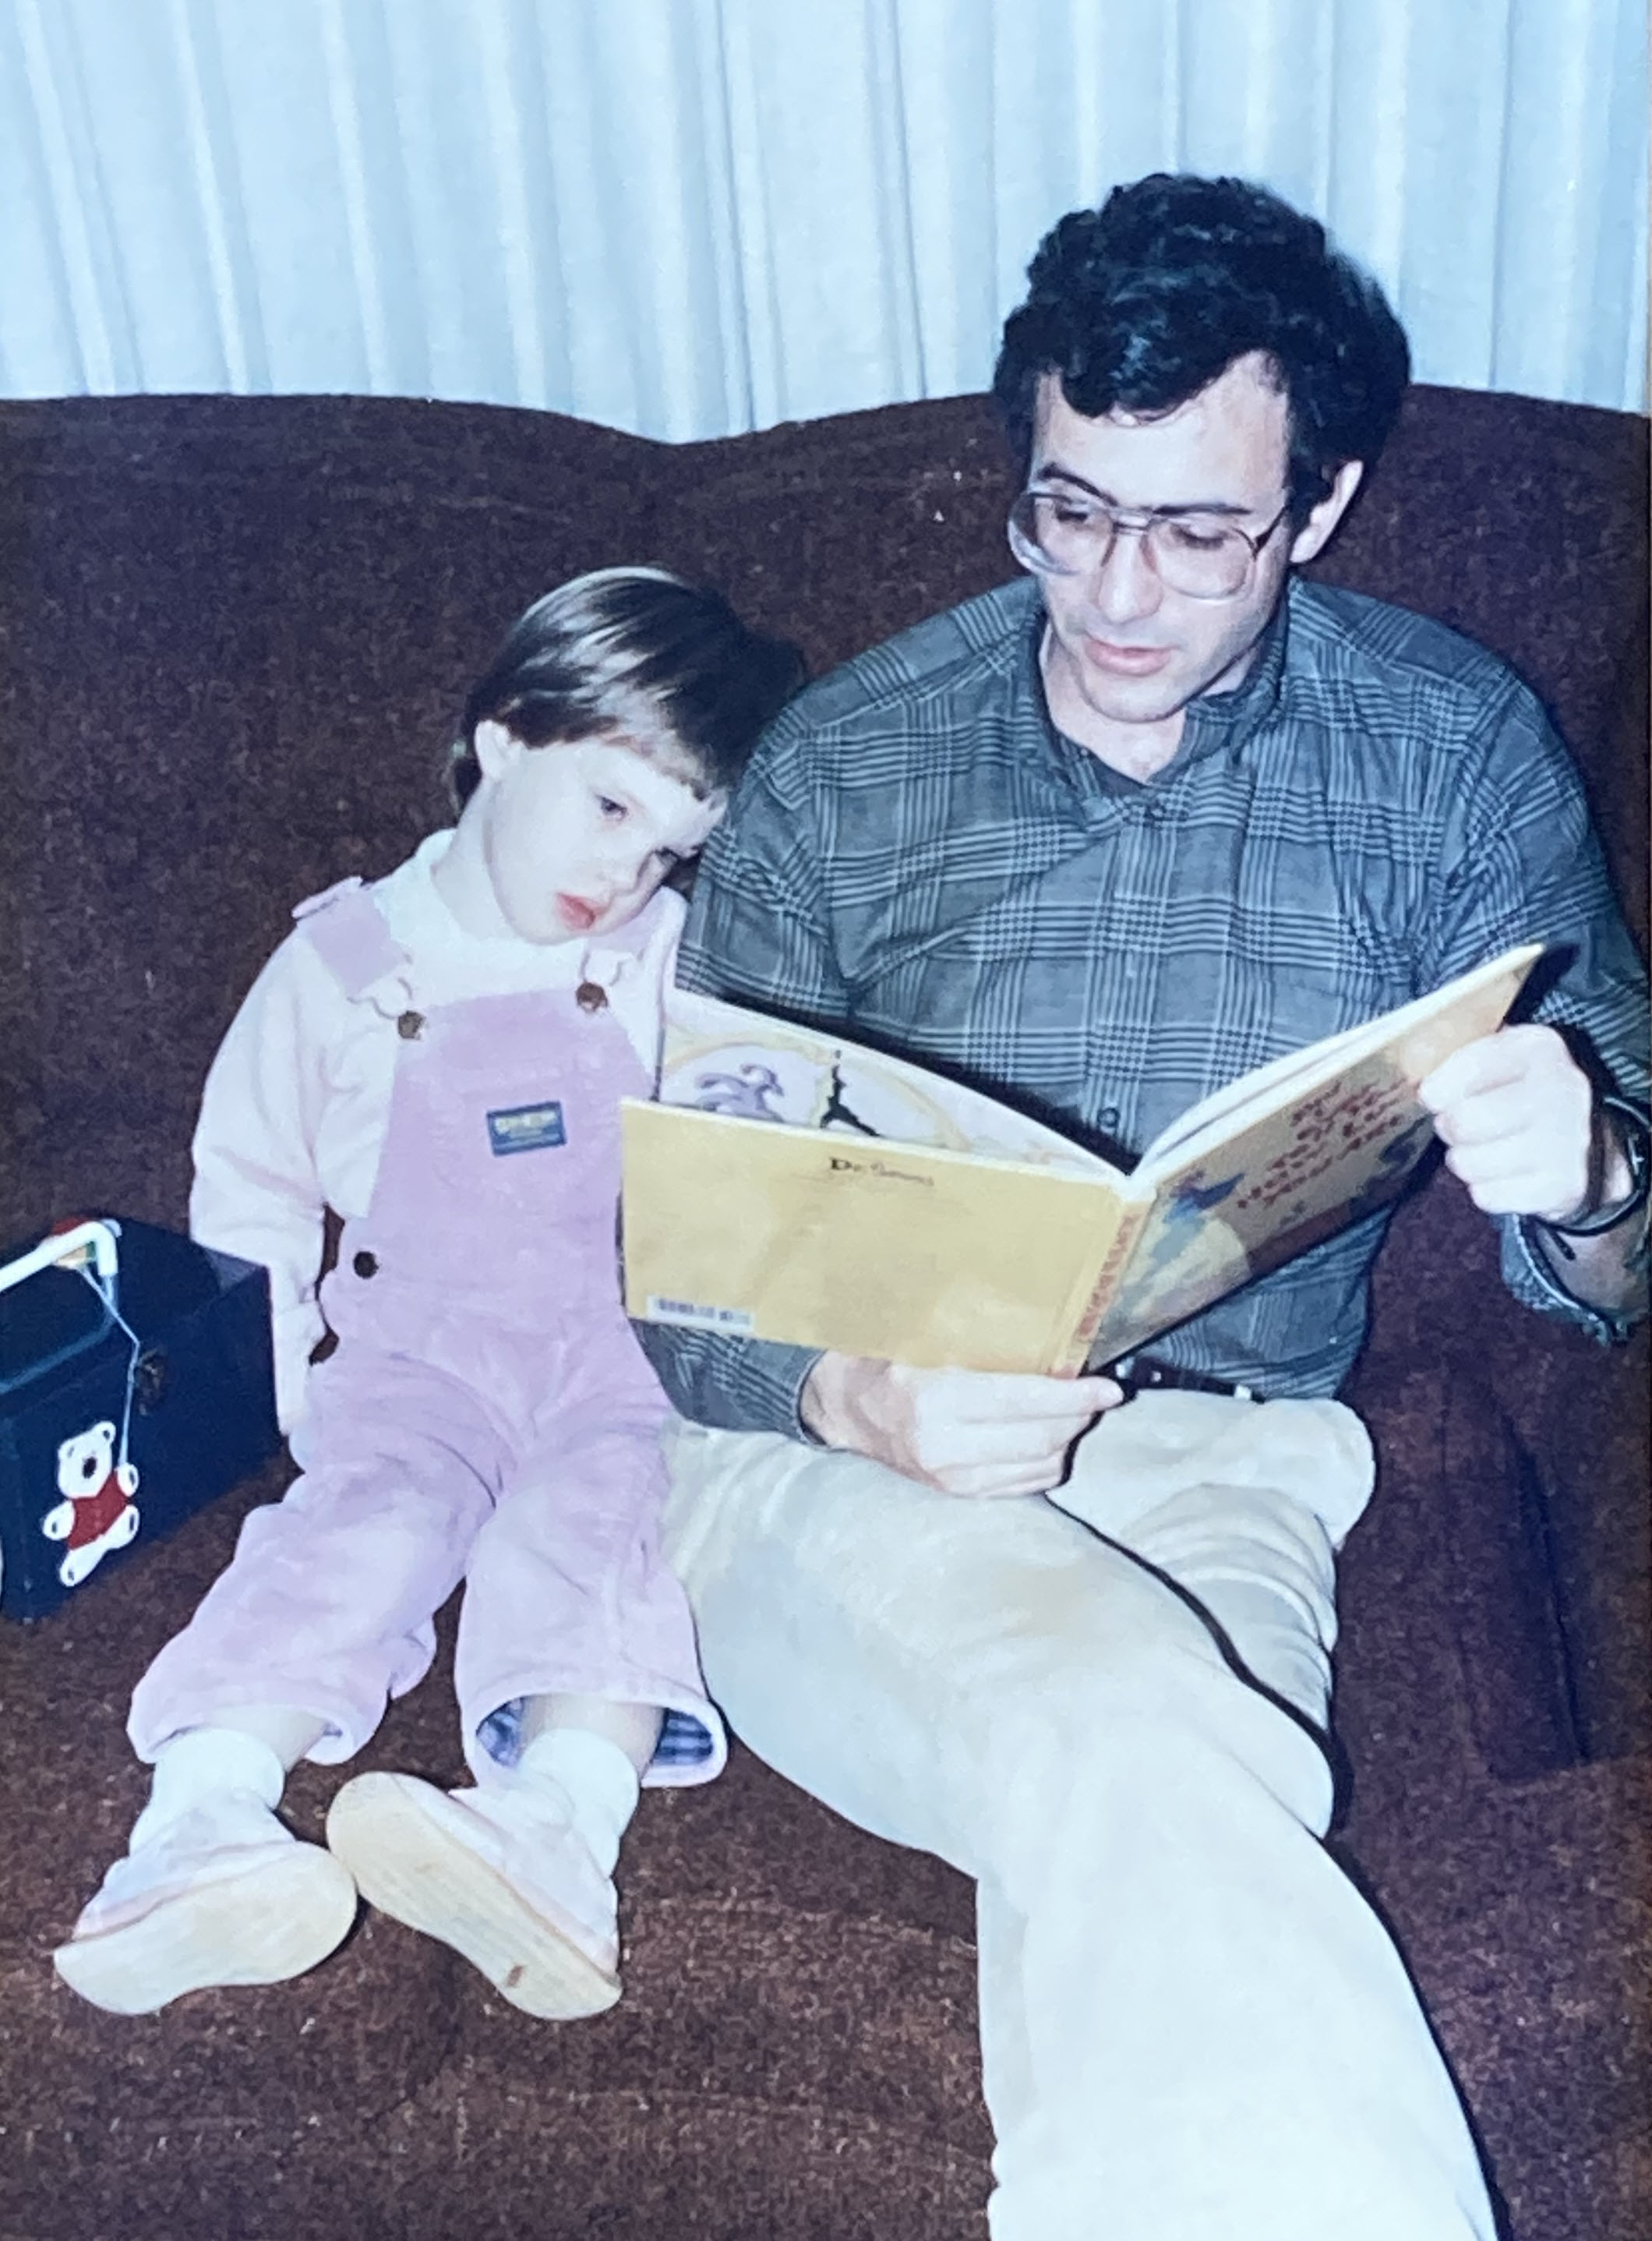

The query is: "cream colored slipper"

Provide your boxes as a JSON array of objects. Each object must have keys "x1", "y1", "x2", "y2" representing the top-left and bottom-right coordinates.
[
  {"x1": 53, "y1": 1826, "x2": 358, "y2": 2016},
  {"x1": 325, "y1": 1770, "x2": 620, "y2": 2020}
]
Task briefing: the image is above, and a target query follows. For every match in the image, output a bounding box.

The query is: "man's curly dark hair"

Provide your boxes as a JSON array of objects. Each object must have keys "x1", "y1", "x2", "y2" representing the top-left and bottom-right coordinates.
[{"x1": 993, "y1": 174, "x2": 1411, "y2": 516}]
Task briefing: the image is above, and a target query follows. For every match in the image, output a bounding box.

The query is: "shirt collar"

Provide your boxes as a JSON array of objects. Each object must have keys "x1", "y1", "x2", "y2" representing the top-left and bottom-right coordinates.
[
  {"x1": 1177, "y1": 584, "x2": 1291, "y2": 766},
  {"x1": 1025, "y1": 575, "x2": 1294, "y2": 788},
  {"x1": 401, "y1": 828, "x2": 672, "y2": 985}
]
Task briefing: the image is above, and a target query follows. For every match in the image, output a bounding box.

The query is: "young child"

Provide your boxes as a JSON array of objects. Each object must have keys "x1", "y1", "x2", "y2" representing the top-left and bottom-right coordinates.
[{"x1": 53, "y1": 568, "x2": 803, "y2": 2022}]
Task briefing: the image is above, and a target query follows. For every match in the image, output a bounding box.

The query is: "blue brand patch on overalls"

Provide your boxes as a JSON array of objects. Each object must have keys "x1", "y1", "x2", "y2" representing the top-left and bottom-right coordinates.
[{"x1": 486, "y1": 1102, "x2": 567, "y2": 1155}]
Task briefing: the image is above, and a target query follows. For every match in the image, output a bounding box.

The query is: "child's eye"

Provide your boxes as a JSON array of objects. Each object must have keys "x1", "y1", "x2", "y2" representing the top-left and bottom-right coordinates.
[{"x1": 596, "y1": 795, "x2": 627, "y2": 821}]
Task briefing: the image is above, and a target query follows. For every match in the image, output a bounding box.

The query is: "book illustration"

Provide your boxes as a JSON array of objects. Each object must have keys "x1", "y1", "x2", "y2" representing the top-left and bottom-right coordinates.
[
  {"x1": 817, "y1": 1066, "x2": 882, "y2": 1137},
  {"x1": 1345, "y1": 1112, "x2": 1438, "y2": 1218},
  {"x1": 1085, "y1": 1075, "x2": 1444, "y2": 1365},
  {"x1": 687, "y1": 1062, "x2": 790, "y2": 1123},
  {"x1": 664, "y1": 1032, "x2": 969, "y2": 1151},
  {"x1": 1092, "y1": 1173, "x2": 1252, "y2": 1365},
  {"x1": 676, "y1": 1050, "x2": 888, "y2": 1141},
  {"x1": 658, "y1": 998, "x2": 1107, "y2": 1174},
  {"x1": 1167, "y1": 1172, "x2": 1244, "y2": 1214},
  {"x1": 624, "y1": 945, "x2": 1542, "y2": 1376}
]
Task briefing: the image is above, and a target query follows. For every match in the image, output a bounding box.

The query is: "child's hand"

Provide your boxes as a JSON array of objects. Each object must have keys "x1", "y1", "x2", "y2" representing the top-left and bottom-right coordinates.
[{"x1": 800, "y1": 1354, "x2": 1123, "y2": 1497}]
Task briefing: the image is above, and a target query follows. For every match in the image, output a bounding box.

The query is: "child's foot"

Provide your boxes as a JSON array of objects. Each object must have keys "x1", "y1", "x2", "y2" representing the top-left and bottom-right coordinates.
[
  {"x1": 324, "y1": 1772, "x2": 621, "y2": 2020},
  {"x1": 52, "y1": 1803, "x2": 358, "y2": 2015}
]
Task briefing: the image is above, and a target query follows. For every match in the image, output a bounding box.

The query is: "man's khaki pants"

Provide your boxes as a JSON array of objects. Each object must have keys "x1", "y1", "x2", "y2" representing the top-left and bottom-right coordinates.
[{"x1": 661, "y1": 1391, "x2": 1496, "y2": 2241}]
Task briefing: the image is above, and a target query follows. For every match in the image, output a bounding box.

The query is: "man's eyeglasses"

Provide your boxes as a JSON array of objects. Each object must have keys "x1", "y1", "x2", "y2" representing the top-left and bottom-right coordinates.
[{"x1": 1007, "y1": 487, "x2": 1294, "y2": 602}]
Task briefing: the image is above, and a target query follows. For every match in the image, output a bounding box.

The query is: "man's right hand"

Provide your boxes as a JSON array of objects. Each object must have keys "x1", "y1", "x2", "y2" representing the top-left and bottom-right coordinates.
[{"x1": 800, "y1": 1352, "x2": 1124, "y2": 1499}]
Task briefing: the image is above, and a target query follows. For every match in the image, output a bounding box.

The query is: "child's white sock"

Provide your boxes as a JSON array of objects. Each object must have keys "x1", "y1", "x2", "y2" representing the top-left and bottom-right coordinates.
[
  {"x1": 129, "y1": 1725, "x2": 288, "y2": 1854},
  {"x1": 514, "y1": 1728, "x2": 641, "y2": 1876}
]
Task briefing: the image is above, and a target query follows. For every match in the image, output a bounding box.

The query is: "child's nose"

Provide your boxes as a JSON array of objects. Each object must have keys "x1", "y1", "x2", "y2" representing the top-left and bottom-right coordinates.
[
  {"x1": 613, "y1": 839, "x2": 661, "y2": 890},
  {"x1": 583, "y1": 852, "x2": 643, "y2": 914}
]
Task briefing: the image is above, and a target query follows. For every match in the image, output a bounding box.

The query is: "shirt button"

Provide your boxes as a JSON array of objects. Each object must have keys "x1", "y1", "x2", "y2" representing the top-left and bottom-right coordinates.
[
  {"x1": 1098, "y1": 1105, "x2": 1121, "y2": 1129},
  {"x1": 352, "y1": 1250, "x2": 379, "y2": 1279}
]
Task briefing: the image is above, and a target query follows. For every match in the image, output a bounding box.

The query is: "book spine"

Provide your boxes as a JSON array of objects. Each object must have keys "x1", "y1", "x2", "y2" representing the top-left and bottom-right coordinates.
[{"x1": 1054, "y1": 1204, "x2": 1149, "y2": 1374}]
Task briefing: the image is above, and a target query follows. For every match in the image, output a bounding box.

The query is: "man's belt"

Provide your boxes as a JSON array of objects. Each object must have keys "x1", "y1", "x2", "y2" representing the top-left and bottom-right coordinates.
[{"x1": 1109, "y1": 1356, "x2": 1265, "y2": 1404}]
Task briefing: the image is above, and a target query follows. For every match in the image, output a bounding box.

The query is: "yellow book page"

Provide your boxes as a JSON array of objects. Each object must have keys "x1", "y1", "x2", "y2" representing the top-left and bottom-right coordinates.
[
  {"x1": 1139, "y1": 944, "x2": 1542, "y2": 1169},
  {"x1": 1086, "y1": 943, "x2": 1542, "y2": 1365},
  {"x1": 622, "y1": 1101, "x2": 1136, "y2": 1373}
]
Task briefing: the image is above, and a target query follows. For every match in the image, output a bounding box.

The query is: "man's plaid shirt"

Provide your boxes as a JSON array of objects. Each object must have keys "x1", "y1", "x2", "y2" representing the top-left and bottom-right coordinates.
[{"x1": 638, "y1": 574, "x2": 1650, "y2": 1434}]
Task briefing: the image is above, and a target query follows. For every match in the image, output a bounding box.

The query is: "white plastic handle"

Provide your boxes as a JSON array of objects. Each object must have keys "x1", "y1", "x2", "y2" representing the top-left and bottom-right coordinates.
[{"x1": 0, "y1": 1218, "x2": 122, "y2": 1298}]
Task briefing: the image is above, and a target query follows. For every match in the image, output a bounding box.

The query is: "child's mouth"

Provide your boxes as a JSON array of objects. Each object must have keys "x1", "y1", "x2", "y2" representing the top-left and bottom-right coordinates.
[{"x1": 556, "y1": 894, "x2": 601, "y2": 931}]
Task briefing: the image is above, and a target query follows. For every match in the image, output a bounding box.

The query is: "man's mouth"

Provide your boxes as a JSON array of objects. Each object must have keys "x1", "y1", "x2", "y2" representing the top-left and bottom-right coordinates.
[{"x1": 1079, "y1": 637, "x2": 1174, "y2": 677}]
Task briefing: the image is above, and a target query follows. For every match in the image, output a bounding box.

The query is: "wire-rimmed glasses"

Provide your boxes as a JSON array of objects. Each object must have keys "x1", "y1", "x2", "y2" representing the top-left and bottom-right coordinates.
[{"x1": 1008, "y1": 486, "x2": 1293, "y2": 601}]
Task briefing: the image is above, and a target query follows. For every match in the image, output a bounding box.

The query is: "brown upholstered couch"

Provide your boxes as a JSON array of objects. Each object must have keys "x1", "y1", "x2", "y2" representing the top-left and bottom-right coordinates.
[{"x1": 0, "y1": 384, "x2": 1646, "y2": 2240}]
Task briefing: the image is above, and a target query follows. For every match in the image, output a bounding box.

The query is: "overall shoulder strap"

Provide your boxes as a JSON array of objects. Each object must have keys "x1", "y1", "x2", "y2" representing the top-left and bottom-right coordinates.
[{"x1": 291, "y1": 877, "x2": 410, "y2": 999}]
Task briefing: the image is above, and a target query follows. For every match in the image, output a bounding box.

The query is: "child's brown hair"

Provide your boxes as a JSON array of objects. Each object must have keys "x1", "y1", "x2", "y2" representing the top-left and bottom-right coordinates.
[{"x1": 449, "y1": 567, "x2": 805, "y2": 811}]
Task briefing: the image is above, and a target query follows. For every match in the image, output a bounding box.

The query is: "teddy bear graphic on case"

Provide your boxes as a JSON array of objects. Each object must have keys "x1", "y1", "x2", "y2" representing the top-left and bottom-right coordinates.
[{"x1": 42, "y1": 1421, "x2": 141, "y2": 1589}]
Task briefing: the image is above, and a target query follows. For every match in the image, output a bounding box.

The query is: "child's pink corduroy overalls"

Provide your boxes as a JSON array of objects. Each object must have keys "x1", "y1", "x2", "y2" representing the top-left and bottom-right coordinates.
[{"x1": 130, "y1": 882, "x2": 723, "y2": 1787}]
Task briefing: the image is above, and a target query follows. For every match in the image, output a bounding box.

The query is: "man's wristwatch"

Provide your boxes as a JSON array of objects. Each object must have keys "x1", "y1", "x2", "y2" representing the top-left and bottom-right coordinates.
[{"x1": 1538, "y1": 1095, "x2": 1651, "y2": 1245}]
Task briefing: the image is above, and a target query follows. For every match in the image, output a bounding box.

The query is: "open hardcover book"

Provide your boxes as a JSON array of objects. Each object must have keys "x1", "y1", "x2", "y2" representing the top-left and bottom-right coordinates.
[{"x1": 620, "y1": 943, "x2": 1542, "y2": 1375}]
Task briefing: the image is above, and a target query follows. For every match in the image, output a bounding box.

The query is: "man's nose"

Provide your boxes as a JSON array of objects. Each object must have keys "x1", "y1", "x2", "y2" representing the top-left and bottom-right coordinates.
[{"x1": 1089, "y1": 523, "x2": 1163, "y2": 623}]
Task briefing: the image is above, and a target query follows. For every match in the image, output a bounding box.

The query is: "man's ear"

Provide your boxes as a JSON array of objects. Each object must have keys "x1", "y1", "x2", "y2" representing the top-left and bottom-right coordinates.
[
  {"x1": 1288, "y1": 459, "x2": 1365, "y2": 565},
  {"x1": 472, "y1": 717, "x2": 522, "y2": 785}
]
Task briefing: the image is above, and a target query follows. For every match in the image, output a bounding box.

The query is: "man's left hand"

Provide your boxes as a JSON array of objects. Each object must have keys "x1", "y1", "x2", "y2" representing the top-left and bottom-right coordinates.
[{"x1": 1418, "y1": 1023, "x2": 1618, "y2": 1222}]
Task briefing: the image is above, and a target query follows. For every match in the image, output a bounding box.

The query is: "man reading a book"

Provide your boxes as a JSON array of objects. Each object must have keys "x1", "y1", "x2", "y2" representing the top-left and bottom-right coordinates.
[{"x1": 635, "y1": 174, "x2": 1650, "y2": 2240}]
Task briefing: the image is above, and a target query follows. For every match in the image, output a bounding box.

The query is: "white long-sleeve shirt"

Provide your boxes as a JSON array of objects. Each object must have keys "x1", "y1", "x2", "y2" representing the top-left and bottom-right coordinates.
[{"x1": 190, "y1": 831, "x2": 683, "y2": 1430}]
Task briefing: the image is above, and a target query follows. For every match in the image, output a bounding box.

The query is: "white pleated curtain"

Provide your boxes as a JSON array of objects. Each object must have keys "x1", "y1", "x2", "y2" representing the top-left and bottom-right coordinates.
[{"x1": 2, "y1": 0, "x2": 1646, "y2": 436}]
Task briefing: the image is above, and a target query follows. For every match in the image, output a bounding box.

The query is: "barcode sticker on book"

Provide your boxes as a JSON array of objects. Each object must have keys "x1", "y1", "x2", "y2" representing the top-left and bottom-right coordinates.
[{"x1": 646, "y1": 1295, "x2": 755, "y2": 1334}]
